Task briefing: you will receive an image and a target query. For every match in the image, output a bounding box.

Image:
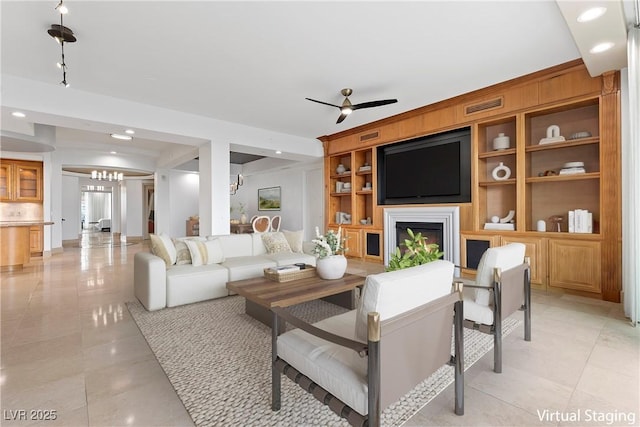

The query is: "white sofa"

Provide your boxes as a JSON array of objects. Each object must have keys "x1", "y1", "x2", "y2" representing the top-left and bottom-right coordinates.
[{"x1": 134, "y1": 232, "x2": 316, "y2": 311}]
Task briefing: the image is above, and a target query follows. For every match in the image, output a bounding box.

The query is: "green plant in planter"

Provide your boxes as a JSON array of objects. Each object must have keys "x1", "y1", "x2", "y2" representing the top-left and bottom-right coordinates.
[{"x1": 386, "y1": 228, "x2": 444, "y2": 271}]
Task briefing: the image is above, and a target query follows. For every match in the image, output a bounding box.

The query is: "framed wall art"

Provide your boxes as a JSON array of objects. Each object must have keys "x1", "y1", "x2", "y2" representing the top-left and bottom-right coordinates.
[{"x1": 258, "y1": 186, "x2": 281, "y2": 211}]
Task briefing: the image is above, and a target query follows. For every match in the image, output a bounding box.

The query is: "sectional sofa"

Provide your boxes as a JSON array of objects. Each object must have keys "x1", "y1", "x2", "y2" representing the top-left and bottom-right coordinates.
[{"x1": 134, "y1": 231, "x2": 316, "y2": 311}]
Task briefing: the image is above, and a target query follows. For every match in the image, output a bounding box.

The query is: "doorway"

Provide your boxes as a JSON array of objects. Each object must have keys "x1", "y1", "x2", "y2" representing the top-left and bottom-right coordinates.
[
  {"x1": 143, "y1": 182, "x2": 155, "y2": 239},
  {"x1": 81, "y1": 188, "x2": 112, "y2": 232}
]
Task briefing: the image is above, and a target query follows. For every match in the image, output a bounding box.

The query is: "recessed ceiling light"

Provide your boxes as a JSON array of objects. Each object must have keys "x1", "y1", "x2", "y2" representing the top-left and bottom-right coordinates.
[
  {"x1": 577, "y1": 7, "x2": 607, "y2": 23},
  {"x1": 11, "y1": 112, "x2": 26, "y2": 118},
  {"x1": 110, "y1": 151, "x2": 117, "y2": 154},
  {"x1": 110, "y1": 133, "x2": 133, "y2": 141},
  {"x1": 590, "y1": 42, "x2": 614, "y2": 54},
  {"x1": 275, "y1": 150, "x2": 282, "y2": 154},
  {"x1": 125, "y1": 129, "x2": 135, "y2": 135}
]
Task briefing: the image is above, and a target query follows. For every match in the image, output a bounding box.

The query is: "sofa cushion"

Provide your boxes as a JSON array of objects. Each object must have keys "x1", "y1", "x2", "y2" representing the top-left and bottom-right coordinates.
[
  {"x1": 463, "y1": 299, "x2": 494, "y2": 325},
  {"x1": 216, "y1": 234, "x2": 253, "y2": 258},
  {"x1": 149, "y1": 233, "x2": 177, "y2": 266},
  {"x1": 282, "y1": 230, "x2": 304, "y2": 253},
  {"x1": 278, "y1": 311, "x2": 369, "y2": 415},
  {"x1": 221, "y1": 256, "x2": 277, "y2": 281},
  {"x1": 261, "y1": 232, "x2": 292, "y2": 254},
  {"x1": 166, "y1": 264, "x2": 230, "y2": 307},
  {"x1": 355, "y1": 260, "x2": 454, "y2": 342}
]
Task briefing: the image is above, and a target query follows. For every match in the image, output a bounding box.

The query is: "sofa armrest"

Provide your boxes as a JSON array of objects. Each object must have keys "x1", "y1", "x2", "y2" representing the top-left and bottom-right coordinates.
[{"x1": 134, "y1": 252, "x2": 167, "y2": 311}]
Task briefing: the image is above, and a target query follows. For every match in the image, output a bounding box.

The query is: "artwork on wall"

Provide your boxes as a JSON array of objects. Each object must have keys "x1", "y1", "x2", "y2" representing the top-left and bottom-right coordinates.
[{"x1": 258, "y1": 186, "x2": 281, "y2": 211}]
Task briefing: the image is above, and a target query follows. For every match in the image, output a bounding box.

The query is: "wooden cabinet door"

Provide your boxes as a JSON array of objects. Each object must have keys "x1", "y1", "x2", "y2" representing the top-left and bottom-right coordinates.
[
  {"x1": 344, "y1": 229, "x2": 362, "y2": 258},
  {"x1": 0, "y1": 162, "x2": 13, "y2": 201},
  {"x1": 14, "y1": 161, "x2": 42, "y2": 202},
  {"x1": 548, "y1": 239, "x2": 601, "y2": 293},
  {"x1": 30, "y1": 226, "x2": 43, "y2": 254},
  {"x1": 501, "y1": 235, "x2": 547, "y2": 290}
]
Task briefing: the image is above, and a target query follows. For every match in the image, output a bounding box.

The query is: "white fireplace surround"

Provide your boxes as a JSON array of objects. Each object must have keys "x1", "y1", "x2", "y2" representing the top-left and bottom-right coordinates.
[{"x1": 384, "y1": 206, "x2": 460, "y2": 267}]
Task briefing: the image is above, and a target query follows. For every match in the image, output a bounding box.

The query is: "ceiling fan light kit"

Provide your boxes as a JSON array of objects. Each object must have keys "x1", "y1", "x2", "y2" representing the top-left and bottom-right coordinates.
[{"x1": 306, "y1": 88, "x2": 397, "y2": 124}]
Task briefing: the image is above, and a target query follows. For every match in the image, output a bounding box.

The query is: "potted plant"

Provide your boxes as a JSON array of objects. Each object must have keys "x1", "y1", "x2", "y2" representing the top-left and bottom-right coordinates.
[
  {"x1": 312, "y1": 226, "x2": 348, "y2": 279},
  {"x1": 386, "y1": 228, "x2": 444, "y2": 271}
]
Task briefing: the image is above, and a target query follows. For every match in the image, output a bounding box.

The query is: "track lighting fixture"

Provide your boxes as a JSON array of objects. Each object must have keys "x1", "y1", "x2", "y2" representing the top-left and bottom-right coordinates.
[{"x1": 47, "y1": 1, "x2": 76, "y2": 87}]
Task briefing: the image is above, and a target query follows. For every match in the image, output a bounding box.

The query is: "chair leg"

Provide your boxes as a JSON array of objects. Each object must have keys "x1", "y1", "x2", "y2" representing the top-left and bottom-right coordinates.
[
  {"x1": 454, "y1": 300, "x2": 464, "y2": 415},
  {"x1": 524, "y1": 267, "x2": 532, "y2": 342},
  {"x1": 271, "y1": 312, "x2": 281, "y2": 411},
  {"x1": 493, "y1": 281, "x2": 502, "y2": 374}
]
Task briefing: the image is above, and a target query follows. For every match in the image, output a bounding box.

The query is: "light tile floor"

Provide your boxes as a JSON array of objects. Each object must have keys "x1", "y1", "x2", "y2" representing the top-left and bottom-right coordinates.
[{"x1": 1, "y1": 240, "x2": 638, "y2": 426}]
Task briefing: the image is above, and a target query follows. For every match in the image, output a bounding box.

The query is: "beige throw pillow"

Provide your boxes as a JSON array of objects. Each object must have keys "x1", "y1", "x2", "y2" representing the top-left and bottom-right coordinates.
[
  {"x1": 149, "y1": 233, "x2": 177, "y2": 266},
  {"x1": 281, "y1": 229, "x2": 304, "y2": 253},
  {"x1": 261, "y1": 232, "x2": 292, "y2": 254}
]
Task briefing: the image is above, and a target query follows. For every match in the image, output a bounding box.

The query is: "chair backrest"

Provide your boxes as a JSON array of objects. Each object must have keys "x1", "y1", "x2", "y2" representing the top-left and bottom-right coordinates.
[
  {"x1": 355, "y1": 260, "x2": 454, "y2": 342},
  {"x1": 270, "y1": 215, "x2": 281, "y2": 232},
  {"x1": 252, "y1": 215, "x2": 271, "y2": 233},
  {"x1": 475, "y1": 243, "x2": 526, "y2": 287},
  {"x1": 249, "y1": 215, "x2": 258, "y2": 225}
]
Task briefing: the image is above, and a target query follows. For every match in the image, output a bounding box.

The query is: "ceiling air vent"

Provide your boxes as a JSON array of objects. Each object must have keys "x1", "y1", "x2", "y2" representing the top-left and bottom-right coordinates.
[
  {"x1": 464, "y1": 97, "x2": 503, "y2": 115},
  {"x1": 359, "y1": 131, "x2": 380, "y2": 142}
]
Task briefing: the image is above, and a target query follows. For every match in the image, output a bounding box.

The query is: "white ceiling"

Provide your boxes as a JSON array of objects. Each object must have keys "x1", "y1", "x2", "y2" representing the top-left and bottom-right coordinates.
[{"x1": 0, "y1": 1, "x2": 633, "y2": 167}]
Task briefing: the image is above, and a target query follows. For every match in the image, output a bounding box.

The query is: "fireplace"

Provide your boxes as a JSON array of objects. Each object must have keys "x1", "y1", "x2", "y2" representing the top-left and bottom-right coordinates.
[
  {"x1": 384, "y1": 207, "x2": 460, "y2": 267},
  {"x1": 395, "y1": 222, "x2": 444, "y2": 257}
]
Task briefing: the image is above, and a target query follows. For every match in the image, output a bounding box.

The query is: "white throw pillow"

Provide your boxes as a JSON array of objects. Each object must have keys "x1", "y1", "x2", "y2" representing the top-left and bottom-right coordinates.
[
  {"x1": 281, "y1": 229, "x2": 304, "y2": 253},
  {"x1": 185, "y1": 238, "x2": 225, "y2": 266},
  {"x1": 261, "y1": 232, "x2": 292, "y2": 254}
]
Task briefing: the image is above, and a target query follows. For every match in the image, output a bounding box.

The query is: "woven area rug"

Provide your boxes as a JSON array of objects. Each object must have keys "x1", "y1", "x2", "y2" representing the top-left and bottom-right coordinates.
[{"x1": 127, "y1": 296, "x2": 520, "y2": 427}]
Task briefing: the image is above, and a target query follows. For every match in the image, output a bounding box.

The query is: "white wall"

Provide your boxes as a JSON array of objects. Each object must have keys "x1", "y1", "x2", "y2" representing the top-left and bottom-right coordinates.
[{"x1": 169, "y1": 170, "x2": 200, "y2": 237}]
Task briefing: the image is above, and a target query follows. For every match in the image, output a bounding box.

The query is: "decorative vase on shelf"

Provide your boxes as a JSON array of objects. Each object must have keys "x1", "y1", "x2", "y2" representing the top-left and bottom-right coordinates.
[
  {"x1": 240, "y1": 213, "x2": 247, "y2": 224},
  {"x1": 336, "y1": 164, "x2": 346, "y2": 175},
  {"x1": 493, "y1": 133, "x2": 510, "y2": 150},
  {"x1": 316, "y1": 255, "x2": 347, "y2": 280}
]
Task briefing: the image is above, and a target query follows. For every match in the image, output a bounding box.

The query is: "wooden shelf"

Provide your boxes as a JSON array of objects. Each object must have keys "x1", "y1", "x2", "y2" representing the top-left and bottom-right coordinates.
[
  {"x1": 330, "y1": 192, "x2": 352, "y2": 197},
  {"x1": 356, "y1": 170, "x2": 372, "y2": 176},
  {"x1": 525, "y1": 136, "x2": 599, "y2": 152},
  {"x1": 478, "y1": 148, "x2": 517, "y2": 158},
  {"x1": 525, "y1": 172, "x2": 600, "y2": 183},
  {"x1": 479, "y1": 179, "x2": 516, "y2": 186},
  {"x1": 356, "y1": 190, "x2": 373, "y2": 195}
]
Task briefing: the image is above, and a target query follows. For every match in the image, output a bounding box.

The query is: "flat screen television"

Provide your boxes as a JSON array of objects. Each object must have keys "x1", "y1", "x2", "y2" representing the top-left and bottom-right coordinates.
[{"x1": 377, "y1": 127, "x2": 471, "y2": 205}]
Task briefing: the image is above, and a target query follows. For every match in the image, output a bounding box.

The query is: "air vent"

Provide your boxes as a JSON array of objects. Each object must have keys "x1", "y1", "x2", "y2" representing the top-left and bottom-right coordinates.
[
  {"x1": 464, "y1": 97, "x2": 503, "y2": 115},
  {"x1": 360, "y1": 131, "x2": 380, "y2": 142}
]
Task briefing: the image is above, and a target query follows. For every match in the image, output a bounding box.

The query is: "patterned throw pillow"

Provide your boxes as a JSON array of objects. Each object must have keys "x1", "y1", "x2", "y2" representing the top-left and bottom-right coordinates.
[
  {"x1": 172, "y1": 239, "x2": 192, "y2": 265},
  {"x1": 261, "y1": 232, "x2": 292, "y2": 254},
  {"x1": 281, "y1": 230, "x2": 304, "y2": 253},
  {"x1": 184, "y1": 238, "x2": 225, "y2": 266},
  {"x1": 149, "y1": 233, "x2": 177, "y2": 266}
]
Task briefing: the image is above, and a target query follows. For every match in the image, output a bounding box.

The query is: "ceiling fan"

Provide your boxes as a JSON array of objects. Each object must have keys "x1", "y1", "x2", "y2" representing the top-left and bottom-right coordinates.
[{"x1": 306, "y1": 88, "x2": 398, "y2": 124}]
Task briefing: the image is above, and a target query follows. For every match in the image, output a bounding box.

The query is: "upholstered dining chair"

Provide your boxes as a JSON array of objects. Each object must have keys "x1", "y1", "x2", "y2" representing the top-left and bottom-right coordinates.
[
  {"x1": 252, "y1": 215, "x2": 271, "y2": 233},
  {"x1": 460, "y1": 242, "x2": 531, "y2": 373},
  {"x1": 271, "y1": 260, "x2": 464, "y2": 427},
  {"x1": 270, "y1": 215, "x2": 281, "y2": 232},
  {"x1": 249, "y1": 215, "x2": 258, "y2": 225}
]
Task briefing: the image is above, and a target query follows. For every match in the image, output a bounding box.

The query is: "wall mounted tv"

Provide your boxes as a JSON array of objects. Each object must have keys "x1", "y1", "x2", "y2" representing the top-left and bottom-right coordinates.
[{"x1": 377, "y1": 127, "x2": 471, "y2": 205}]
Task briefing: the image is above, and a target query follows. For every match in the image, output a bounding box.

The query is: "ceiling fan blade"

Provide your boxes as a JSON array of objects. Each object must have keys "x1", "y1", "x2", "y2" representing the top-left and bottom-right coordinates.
[
  {"x1": 336, "y1": 112, "x2": 349, "y2": 124},
  {"x1": 352, "y1": 99, "x2": 398, "y2": 111},
  {"x1": 305, "y1": 98, "x2": 341, "y2": 109}
]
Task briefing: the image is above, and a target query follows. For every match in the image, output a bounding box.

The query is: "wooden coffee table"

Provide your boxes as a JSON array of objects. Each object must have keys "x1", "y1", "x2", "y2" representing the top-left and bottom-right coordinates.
[{"x1": 226, "y1": 273, "x2": 365, "y2": 332}]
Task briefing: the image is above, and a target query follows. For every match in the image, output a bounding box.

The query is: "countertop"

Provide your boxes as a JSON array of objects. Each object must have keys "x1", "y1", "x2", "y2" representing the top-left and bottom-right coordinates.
[{"x1": 0, "y1": 221, "x2": 54, "y2": 227}]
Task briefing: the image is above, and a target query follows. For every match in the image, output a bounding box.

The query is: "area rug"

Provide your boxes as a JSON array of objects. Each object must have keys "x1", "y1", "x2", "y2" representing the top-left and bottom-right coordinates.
[{"x1": 127, "y1": 296, "x2": 520, "y2": 427}]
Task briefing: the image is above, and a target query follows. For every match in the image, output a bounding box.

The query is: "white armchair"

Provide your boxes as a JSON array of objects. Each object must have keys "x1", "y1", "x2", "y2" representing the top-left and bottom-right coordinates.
[
  {"x1": 271, "y1": 260, "x2": 464, "y2": 426},
  {"x1": 461, "y1": 243, "x2": 531, "y2": 373}
]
